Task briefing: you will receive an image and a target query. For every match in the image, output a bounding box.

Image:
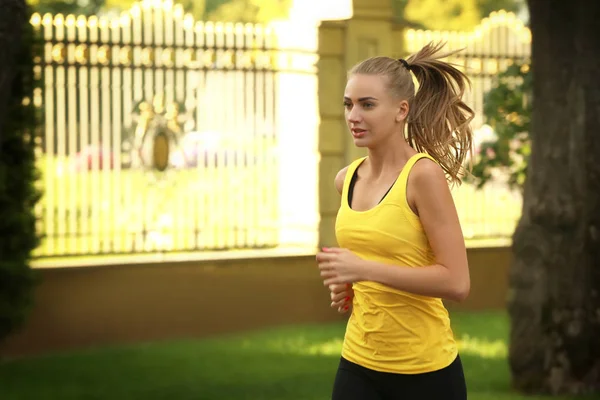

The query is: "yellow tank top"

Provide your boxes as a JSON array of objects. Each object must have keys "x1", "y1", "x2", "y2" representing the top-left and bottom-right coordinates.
[{"x1": 335, "y1": 153, "x2": 458, "y2": 374}]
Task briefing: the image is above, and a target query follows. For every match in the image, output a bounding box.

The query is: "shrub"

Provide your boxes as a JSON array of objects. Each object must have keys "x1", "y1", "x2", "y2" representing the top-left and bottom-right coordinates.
[
  {"x1": 0, "y1": 2, "x2": 42, "y2": 344},
  {"x1": 468, "y1": 61, "x2": 532, "y2": 192}
]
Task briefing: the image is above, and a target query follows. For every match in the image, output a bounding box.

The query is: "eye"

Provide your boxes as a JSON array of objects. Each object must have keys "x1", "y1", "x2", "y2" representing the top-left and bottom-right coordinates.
[
  {"x1": 343, "y1": 101, "x2": 352, "y2": 109},
  {"x1": 363, "y1": 102, "x2": 374, "y2": 109}
]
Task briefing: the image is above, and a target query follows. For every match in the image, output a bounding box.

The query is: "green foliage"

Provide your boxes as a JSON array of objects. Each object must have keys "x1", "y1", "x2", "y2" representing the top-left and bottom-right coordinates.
[
  {"x1": 0, "y1": 4, "x2": 42, "y2": 343},
  {"x1": 468, "y1": 62, "x2": 532, "y2": 191},
  {"x1": 29, "y1": 0, "x2": 208, "y2": 21},
  {"x1": 30, "y1": 0, "x2": 291, "y2": 24},
  {"x1": 27, "y1": 0, "x2": 104, "y2": 15},
  {"x1": 101, "y1": 0, "x2": 139, "y2": 12},
  {"x1": 30, "y1": 0, "x2": 526, "y2": 27},
  {"x1": 205, "y1": 0, "x2": 229, "y2": 15},
  {"x1": 396, "y1": 0, "x2": 525, "y2": 30},
  {"x1": 207, "y1": 0, "x2": 291, "y2": 23},
  {"x1": 404, "y1": 0, "x2": 481, "y2": 31},
  {"x1": 477, "y1": 0, "x2": 524, "y2": 19},
  {"x1": 31, "y1": 0, "x2": 288, "y2": 24},
  {"x1": 179, "y1": 0, "x2": 206, "y2": 20}
]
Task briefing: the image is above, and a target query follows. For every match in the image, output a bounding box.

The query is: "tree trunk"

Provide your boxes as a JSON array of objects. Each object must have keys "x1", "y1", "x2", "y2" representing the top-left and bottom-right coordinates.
[{"x1": 508, "y1": 0, "x2": 600, "y2": 395}]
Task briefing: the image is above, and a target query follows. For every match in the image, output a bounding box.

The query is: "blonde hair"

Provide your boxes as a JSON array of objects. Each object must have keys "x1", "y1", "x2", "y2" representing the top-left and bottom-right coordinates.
[{"x1": 349, "y1": 42, "x2": 474, "y2": 185}]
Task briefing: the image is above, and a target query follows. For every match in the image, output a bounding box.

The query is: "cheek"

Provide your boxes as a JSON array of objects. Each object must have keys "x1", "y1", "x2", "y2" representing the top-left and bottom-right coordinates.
[{"x1": 366, "y1": 110, "x2": 395, "y2": 130}]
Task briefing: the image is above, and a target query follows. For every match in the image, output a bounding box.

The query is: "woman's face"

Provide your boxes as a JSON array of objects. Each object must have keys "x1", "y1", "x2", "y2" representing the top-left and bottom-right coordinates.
[{"x1": 343, "y1": 73, "x2": 408, "y2": 148}]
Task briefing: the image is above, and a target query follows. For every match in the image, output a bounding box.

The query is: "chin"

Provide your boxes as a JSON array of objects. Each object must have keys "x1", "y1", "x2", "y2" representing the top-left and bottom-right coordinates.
[{"x1": 352, "y1": 137, "x2": 371, "y2": 147}]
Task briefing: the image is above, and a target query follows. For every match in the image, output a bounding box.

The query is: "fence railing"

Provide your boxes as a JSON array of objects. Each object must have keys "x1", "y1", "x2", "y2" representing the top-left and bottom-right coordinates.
[
  {"x1": 30, "y1": 4, "x2": 530, "y2": 258},
  {"x1": 30, "y1": 0, "x2": 319, "y2": 257}
]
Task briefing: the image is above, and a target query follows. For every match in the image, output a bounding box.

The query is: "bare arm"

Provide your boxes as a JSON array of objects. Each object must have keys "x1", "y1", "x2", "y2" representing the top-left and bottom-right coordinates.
[
  {"x1": 361, "y1": 159, "x2": 470, "y2": 302},
  {"x1": 334, "y1": 166, "x2": 349, "y2": 195}
]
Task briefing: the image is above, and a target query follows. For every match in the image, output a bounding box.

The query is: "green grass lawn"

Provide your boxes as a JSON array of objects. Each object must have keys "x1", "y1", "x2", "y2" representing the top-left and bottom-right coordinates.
[{"x1": 0, "y1": 311, "x2": 592, "y2": 400}]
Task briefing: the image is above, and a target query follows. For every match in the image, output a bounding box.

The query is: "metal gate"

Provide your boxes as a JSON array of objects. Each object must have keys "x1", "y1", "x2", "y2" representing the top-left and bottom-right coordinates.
[{"x1": 31, "y1": 0, "x2": 319, "y2": 257}]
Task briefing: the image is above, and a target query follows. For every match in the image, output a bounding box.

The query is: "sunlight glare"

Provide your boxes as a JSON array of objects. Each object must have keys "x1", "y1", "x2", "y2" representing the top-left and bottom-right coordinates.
[{"x1": 456, "y1": 335, "x2": 507, "y2": 359}]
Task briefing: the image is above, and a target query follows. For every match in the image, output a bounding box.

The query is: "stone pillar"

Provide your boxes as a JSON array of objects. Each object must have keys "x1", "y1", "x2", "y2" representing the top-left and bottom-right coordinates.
[{"x1": 317, "y1": 0, "x2": 400, "y2": 247}]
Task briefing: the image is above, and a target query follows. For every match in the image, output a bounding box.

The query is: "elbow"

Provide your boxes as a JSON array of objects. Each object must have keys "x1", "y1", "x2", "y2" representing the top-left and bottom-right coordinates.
[{"x1": 448, "y1": 281, "x2": 470, "y2": 303}]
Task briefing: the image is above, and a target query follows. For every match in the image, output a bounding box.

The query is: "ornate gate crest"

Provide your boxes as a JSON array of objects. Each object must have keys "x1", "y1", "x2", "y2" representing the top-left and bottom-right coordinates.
[{"x1": 124, "y1": 95, "x2": 191, "y2": 176}]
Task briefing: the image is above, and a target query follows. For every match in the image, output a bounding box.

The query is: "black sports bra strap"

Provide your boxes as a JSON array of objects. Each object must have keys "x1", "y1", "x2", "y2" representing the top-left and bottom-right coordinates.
[{"x1": 347, "y1": 166, "x2": 394, "y2": 209}]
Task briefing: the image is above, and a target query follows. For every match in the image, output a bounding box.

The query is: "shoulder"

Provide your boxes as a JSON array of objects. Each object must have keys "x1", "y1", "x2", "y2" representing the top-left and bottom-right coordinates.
[
  {"x1": 407, "y1": 156, "x2": 453, "y2": 212},
  {"x1": 410, "y1": 156, "x2": 447, "y2": 187},
  {"x1": 334, "y1": 165, "x2": 350, "y2": 195},
  {"x1": 334, "y1": 157, "x2": 366, "y2": 195}
]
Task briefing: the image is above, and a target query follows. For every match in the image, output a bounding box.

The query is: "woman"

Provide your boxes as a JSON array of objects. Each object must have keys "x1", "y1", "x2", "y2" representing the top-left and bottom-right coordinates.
[{"x1": 316, "y1": 42, "x2": 473, "y2": 400}]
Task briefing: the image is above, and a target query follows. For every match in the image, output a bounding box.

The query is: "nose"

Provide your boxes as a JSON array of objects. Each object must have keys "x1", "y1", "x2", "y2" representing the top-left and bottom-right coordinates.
[{"x1": 346, "y1": 105, "x2": 362, "y2": 124}]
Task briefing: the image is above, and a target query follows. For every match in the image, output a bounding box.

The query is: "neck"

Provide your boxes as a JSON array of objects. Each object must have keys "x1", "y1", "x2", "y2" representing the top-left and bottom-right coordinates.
[{"x1": 366, "y1": 135, "x2": 416, "y2": 176}]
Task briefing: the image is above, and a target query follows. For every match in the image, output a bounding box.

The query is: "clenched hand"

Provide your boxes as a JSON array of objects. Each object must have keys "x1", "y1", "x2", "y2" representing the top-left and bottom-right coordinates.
[{"x1": 316, "y1": 247, "x2": 368, "y2": 286}]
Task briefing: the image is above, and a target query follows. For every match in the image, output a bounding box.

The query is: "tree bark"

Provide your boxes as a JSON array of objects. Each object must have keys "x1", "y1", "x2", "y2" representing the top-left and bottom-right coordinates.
[{"x1": 508, "y1": 0, "x2": 600, "y2": 395}]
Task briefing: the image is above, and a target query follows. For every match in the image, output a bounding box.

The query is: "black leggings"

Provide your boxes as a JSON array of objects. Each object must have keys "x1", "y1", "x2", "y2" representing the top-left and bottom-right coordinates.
[{"x1": 332, "y1": 355, "x2": 467, "y2": 400}]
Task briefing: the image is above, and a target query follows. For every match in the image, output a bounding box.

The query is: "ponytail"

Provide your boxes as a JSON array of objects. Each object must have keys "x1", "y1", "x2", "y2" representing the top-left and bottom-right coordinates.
[
  {"x1": 405, "y1": 42, "x2": 474, "y2": 185},
  {"x1": 349, "y1": 41, "x2": 474, "y2": 185}
]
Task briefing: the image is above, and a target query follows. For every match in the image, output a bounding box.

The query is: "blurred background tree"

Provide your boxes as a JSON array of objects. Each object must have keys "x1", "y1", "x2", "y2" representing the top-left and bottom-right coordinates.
[
  {"x1": 477, "y1": 0, "x2": 523, "y2": 19},
  {"x1": 26, "y1": 0, "x2": 288, "y2": 23},
  {"x1": 392, "y1": 0, "x2": 525, "y2": 30},
  {"x1": 405, "y1": 0, "x2": 481, "y2": 31},
  {"x1": 27, "y1": 0, "x2": 104, "y2": 15},
  {"x1": 27, "y1": 0, "x2": 206, "y2": 19},
  {"x1": 28, "y1": 0, "x2": 525, "y2": 26},
  {"x1": 206, "y1": 0, "x2": 291, "y2": 23}
]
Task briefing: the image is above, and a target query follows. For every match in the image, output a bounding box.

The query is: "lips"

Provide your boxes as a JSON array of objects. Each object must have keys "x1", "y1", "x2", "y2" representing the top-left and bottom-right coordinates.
[{"x1": 351, "y1": 128, "x2": 367, "y2": 138}]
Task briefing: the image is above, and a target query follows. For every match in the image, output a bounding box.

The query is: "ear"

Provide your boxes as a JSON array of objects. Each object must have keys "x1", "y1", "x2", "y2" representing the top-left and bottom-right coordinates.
[{"x1": 395, "y1": 100, "x2": 409, "y2": 122}]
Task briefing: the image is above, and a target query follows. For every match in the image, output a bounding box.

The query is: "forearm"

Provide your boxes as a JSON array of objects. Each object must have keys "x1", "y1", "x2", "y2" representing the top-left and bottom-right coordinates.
[{"x1": 361, "y1": 260, "x2": 470, "y2": 302}]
